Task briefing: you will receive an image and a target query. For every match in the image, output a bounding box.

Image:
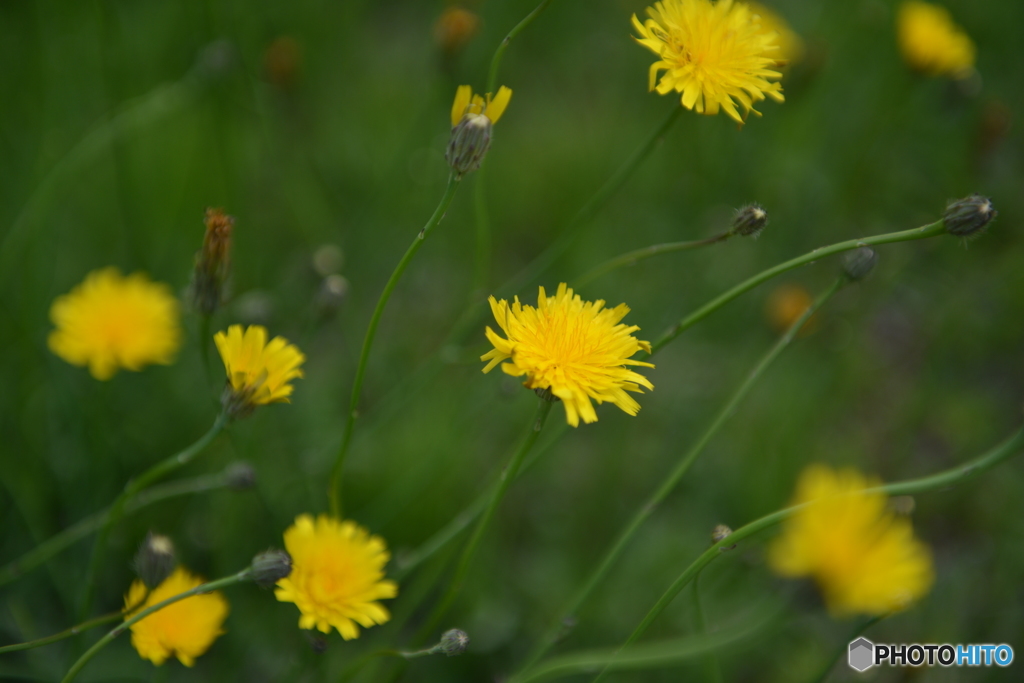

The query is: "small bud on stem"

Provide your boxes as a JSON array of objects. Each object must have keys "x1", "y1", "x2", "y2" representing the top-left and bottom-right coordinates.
[
  {"x1": 841, "y1": 247, "x2": 879, "y2": 282},
  {"x1": 133, "y1": 532, "x2": 177, "y2": 589},
  {"x1": 731, "y1": 204, "x2": 768, "y2": 239},
  {"x1": 944, "y1": 194, "x2": 996, "y2": 238},
  {"x1": 250, "y1": 549, "x2": 292, "y2": 588},
  {"x1": 446, "y1": 113, "x2": 492, "y2": 178}
]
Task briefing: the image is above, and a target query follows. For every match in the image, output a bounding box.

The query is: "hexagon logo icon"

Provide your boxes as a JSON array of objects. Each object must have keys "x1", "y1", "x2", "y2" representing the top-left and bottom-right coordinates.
[{"x1": 848, "y1": 637, "x2": 875, "y2": 672}]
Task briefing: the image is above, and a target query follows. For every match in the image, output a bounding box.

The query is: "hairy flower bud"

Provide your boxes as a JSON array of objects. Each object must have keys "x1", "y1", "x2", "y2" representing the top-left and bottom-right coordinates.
[
  {"x1": 446, "y1": 113, "x2": 492, "y2": 178},
  {"x1": 731, "y1": 204, "x2": 768, "y2": 238},
  {"x1": 944, "y1": 194, "x2": 996, "y2": 237},
  {"x1": 439, "y1": 628, "x2": 470, "y2": 656},
  {"x1": 133, "y1": 532, "x2": 177, "y2": 589},
  {"x1": 188, "y1": 208, "x2": 234, "y2": 315},
  {"x1": 711, "y1": 524, "x2": 733, "y2": 544},
  {"x1": 841, "y1": 247, "x2": 879, "y2": 282},
  {"x1": 251, "y1": 548, "x2": 292, "y2": 588}
]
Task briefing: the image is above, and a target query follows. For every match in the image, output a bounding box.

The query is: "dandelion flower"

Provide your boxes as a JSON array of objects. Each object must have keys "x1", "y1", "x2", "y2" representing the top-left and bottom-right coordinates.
[
  {"x1": 897, "y1": 1, "x2": 975, "y2": 79},
  {"x1": 48, "y1": 267, "x2": 181, "y2": 380},
  {"x1": 214, "y1": 324, "x2": 305, "y2": 417},
  {"x1": 450, "y1": 85, "x2": 512, "y2": 127},
  {"x1": 481, "y1": 283, "x2": 654, "y2": 427},
  {"x1": 275, "y1": 514, "x2": 397, "y2": 639},
  {"x1": 769, "y1": 465, "x2": 934, "y2": 616},
  {"x1": 124, "y1": 567, "x2": 229, "y2": 667},
  {"x1": 632, "y1": 0, "x2": 784, "y2": 124}
]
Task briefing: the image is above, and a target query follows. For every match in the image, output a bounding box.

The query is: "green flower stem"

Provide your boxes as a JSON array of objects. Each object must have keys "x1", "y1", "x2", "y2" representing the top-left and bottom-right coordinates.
[
  {"x1": 574, "y1": 231, "x2": 733, "y2": 289},
  {"x1": 0, "y1": 469, "x2": 235, "y2": 587},
  {"x1": 486, "y1": 0, "x2": 555, "y2": 94},
  {"x1": 414, "y1": 398, "x2": 554, "y2": 643},
  {"x1": 0, "y1": 611, "x2": 122, "y2": 654},
  {"x1": 443, "y1": 103, "x2": 684, "y2": 352},
  {"x1": 809, "y1": 615, "x2": 884, "y2": 683},
  {"x1": 198, "y1": 312, "x2": 214, "y2": 386},
  {"x1": 691, "y1": 572, "x2": 723, "y2": 683},
  {"x1": 329, "y1": 173, "x2": 461, "y2": 518},
  {"x1": 338, "y1": 640, "x2": 456, "y2": 683},
  {"x1": 77, "y1": 412, "x2": 229, "y2": 619},
  {"x1": 587, "y1": 424, "x2": 1024, "y2": 682},
  {"x1": 520, "y1": 278, "x2": 843, "y2": 674},
  {"x1": 646, "y1": 219, "x2": 946, "y2": 356},
  {"x1": 61, "y1": 568, "x2": 253, "y2": 683},
  {"x1": 472, "y1": 169, "x2": 493, "y2": 297}
]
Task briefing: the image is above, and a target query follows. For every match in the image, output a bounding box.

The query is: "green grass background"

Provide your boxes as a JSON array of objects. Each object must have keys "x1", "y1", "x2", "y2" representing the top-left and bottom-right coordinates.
[{"x1": 1, "y1": 0, "x2": 1022, "y2": 681}]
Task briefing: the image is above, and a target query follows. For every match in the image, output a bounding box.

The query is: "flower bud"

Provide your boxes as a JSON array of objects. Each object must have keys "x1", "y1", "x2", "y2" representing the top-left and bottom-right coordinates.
[
  {"x1": 251, "y1": 548, "x2": 292, "y2": 588},
  {"x1": 944, "y1": 193, "x2": 997, "y2": 238},
  {"x1": 731, "y1": 204, "x2": 768, "y2": 238},
  {"x1": 133, "y1": 532, "x2": 177, "y2": 589},
  {"x1": 711, "y1": 524, "x2": 733, "y2": 544},
  {"x1": 224, "y1": 461, "x2": 256, "y2": 490},
  {"x1": 439, "y1": 628, "x2": 469, "y2": 656},
  {"x1": 446, "y1": 113, "x2": 492, "y2": 178},
  {"x1": 188, "y1": 208, "x2": 234, "y2": 315},
  {"x1": 434, "y1": 7, "x2": 480, "y2": 57},
  {"x1": 841, "y1": 247, "x2": 879, "y2": 282}
]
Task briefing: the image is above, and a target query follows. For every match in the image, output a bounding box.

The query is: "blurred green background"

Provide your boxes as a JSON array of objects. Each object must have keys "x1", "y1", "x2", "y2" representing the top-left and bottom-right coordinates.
[{"x1": 1, "y1": 0, "x2": 1022, "y2": 681}]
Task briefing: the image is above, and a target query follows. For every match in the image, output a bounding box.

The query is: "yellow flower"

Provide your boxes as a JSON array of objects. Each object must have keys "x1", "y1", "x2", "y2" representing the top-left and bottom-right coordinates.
[
  {"x1": 748, "y1": 2, "x2": 804, "y2": 65},
  {"x1": 768, "y1": 465, "x2": 934, "y2": 616},
  {"x1": 124, "y1": 567, "x2": 229, "y2": 667},
  {"x1": 632, "y1": 0, "x2": 784, "y2": 124},
  {"x1": 450, "y1": 84, "x2": 512, "y2": 126},
  {"x1": 48, "y1": 267, "x2": 181, "y2": 380},
  {"x1": 897, "y1": 1, "x2": 976, "y2": 79},
  {"x1": 481, "y1": 284, "x2": 654, "y2": 428},
  {"x1": 214, "y1": 324, "x2": 305, "y2": 416},
  {"x1": 275, "y1": 514, "x2": 398, "y2": 639},
  {"x1": 764, "y1": 284, "x2": 816, "y2": 334}
]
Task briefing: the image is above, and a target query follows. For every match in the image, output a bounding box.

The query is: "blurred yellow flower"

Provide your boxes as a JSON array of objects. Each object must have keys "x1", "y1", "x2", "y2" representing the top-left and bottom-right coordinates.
[
  {"x1": 124, "y1": 567, "x2": 229, "y2": 667},
  {"x1": 434, "y1": 6, "x2": 480, "y2": 55},
  {"x1": 748, "y1": 2, "x2": 804, "y2": 65},
  {"x1": 214, "y1": 324, "x2": 305, "y2": 416},
  {"x1": 765, "y1": 284, "x2": 815, "y2": 333},
  {"x1": 897, "y1": 1, "x2": 975, "y2": 79},
  {"x1": 769, "y1": 465, "x2": 934, "y2": 616},
  {"x1": 48, "y1": 267, "x2": 181, "y2": 380},
  {"x1": 275, "y1": 514, "x2": 397, "y2": 639},
  {"x1": 450, "y1": 84, "x2": 512, "y2": 126},
  {"x1": 481, "y1": 284, "x2": 654, "y2": 427},
  {"x1": 632, "y1": 0, "x2": 784, "y2": 124}
]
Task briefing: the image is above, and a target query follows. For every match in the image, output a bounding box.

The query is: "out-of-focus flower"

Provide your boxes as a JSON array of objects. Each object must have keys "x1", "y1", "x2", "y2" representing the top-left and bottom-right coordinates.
[
  {"x1": 481, "y1": 284, "x2": 654, "y2": 427},
  {"x1": 768, "y1": 465, "x2": 934, "y2": 616},
  {"x1": 275, "y1": 515, "x2": 398, "y2": 639},
  {"x1": 765, "y1": 284, "x2": 814, "y2": 333},
  {"x1": 897, "y1": 1, "x2": 975, "y2": 79},
  {"x1": 124, "y1": 567, "x2": 229, "y2": 667},
  {"x1": 48, "y1": 267, "x2": 181, "y2": 380},
  {"x1": 434, "y1": 6, "x2": 480, "y2": 56},
  {"x1": 263, "y1": 36, "x2": 303, "y2": 89},
  {"x1": 214, "y1": 324, "x2": 305, "y2": 418},
  {"x1": 187, "y1": 208, "x2": 234, "y2": 316},
  {"x1": 748, "y1": 2, "x2": 804, "y2": 65},
  {"x1": 632, "y1": 0, "x2": 784, "y2": 124}
]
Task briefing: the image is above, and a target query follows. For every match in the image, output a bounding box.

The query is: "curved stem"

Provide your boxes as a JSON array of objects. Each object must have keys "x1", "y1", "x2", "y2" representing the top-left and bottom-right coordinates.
[
  {"x1": 486, "y1": 0, "x2": 556, "y2": 94},
  {"x1": 77, "y1": 412, "x2": 228, "y2": 619},
  {"x1": 646, "y1": 220, "x2": 946, "y2": 355},
  {"x1": 472, "y1": 168, "x2": 492, "y2": 297},
  {"x1": 690, "y1": 572, "x2": 723, "y2": 683},
  {"x1": 414, "y1": 398, "x2": 554, "y2": 643},
  {"x1": 0, "y1": 469, "x2": 235, "y2": 588},
  {"x1": 520, "y1": 278, "x2": 843, "y2": 673},
  {"x1": 588, "y1": 424, "x2": 1024, "y2": 678},
  {"x1": 329, "y1": 174, "x2": 461, "y2": 517},
  {"x1": 0, "y1": 611, "x2": 121, "y2": 654},
  {"x1": 61, "y1": 568, "x2": 252, "y2": 683},
  {"x1": 574, "y1": 231, "x2": 733, "y2": 289}
]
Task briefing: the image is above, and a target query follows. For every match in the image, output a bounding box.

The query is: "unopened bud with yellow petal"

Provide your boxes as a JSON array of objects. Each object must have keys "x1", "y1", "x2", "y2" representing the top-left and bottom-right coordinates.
[
  {"x1": 133, "y1": 532, "x2": 177, "y2": 590},
  {"x1": 446, "y1": 85, "x2": 512, "y2": 178}
]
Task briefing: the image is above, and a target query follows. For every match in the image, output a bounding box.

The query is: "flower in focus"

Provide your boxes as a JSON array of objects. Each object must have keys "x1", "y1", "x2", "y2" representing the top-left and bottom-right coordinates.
[
  {"x1": 48, "y1": 267, "x2": 182, "y2": 380},
  {"x1": 214, "y1": 324, "x2": 305, "y2": 418},
  {"x1": 481, "y1": 284, "x2": 654, "y2": 427},
  {"x1": 124, "y1": 567, "x2": 229, "y2": 667},
  {"x1": 450, "y1": 85, "x2": 512, "y2": 127},
  {"x1": 632, "y1": 0, "x2": 784, "y2": 124},
  {"x1": 768, "y1": 465, "x2": 934, "y2": 616},
  {"x1": 897, "y1": 1, "x2": 975, "y2": 79},
  {"x1": 275, "y1": 514, "x2": 398, "y2": 639},
  {"x1": 748, "y1": 2, "x2": 804, "y2": 65}
]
